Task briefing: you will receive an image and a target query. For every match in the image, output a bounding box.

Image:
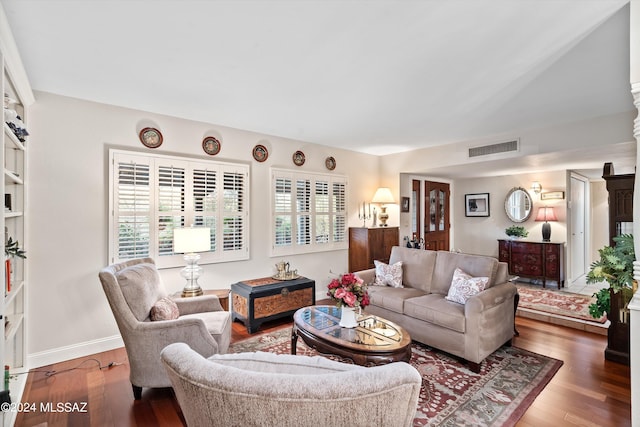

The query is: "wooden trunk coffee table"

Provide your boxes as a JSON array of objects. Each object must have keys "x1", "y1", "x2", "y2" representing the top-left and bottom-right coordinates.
[{"x1": 291, "y1": 305, "x2": 412, "y2": 366}]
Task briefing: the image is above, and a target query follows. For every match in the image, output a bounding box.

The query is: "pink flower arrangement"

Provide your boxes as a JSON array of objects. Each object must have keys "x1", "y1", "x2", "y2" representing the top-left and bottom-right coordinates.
[{"x1": 327, "y1": 273, "x2": 370, "y2": 308}]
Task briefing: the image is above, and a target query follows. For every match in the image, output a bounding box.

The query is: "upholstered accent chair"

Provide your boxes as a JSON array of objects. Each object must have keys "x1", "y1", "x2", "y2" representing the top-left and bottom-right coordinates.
[
  {"x1": 161, "y1": 343, "x2": 421, "y2": 427},
  {"x1": 99, "y1": 257, "x2": 231, "y2": 399}
]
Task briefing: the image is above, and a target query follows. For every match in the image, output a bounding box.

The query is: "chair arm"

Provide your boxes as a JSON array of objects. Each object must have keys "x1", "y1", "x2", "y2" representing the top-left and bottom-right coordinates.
[
  {"x1": 132, "y1": 317, "x2": 219, "y2": 355},
  {"x1": 465, "y1": 282, "x2": 517, "y2": 314},
  {"x1": 173, "y1": 294, "x2": 223, "y2": 315},
  {"x1": 355, "y1": 268, "x2": 376, "y2": 285}
]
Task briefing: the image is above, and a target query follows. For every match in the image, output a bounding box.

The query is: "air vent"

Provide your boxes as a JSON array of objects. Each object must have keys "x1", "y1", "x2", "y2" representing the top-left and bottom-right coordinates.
[{"x1": 468, "y1": 140, "x2": 519, "y2": 158}]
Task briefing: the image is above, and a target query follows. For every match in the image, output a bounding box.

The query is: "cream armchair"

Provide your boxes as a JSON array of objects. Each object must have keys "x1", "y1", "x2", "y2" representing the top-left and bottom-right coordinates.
[
  {"x1": 99, "y1": 257, "x2": 231, "y2": 399},
  {"x1": 161, "y1": 343, "x2": 422, "y2": 427}
]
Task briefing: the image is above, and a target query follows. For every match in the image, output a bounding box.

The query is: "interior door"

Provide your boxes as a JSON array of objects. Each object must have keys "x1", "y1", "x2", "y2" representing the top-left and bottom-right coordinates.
[
  {"x1": 570, "y1": 175, "x2": 587, "y2": 282},
  {"x1": 424, "y1": 181, "x2": 450, "y2": 251},
  {"x1": 411, "y1": 179, "x2": 421, "y2": 241}
]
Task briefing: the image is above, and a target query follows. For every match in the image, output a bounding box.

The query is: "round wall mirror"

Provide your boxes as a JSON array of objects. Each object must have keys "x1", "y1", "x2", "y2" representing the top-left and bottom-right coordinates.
[{"x1": 504, "y1": 187, "x2": 533, "y2": 223}]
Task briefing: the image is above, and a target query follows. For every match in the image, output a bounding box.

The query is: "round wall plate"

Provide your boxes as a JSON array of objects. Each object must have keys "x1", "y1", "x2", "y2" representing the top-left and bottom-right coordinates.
[
  {"x1": 253, "y1": 144, "x2": 268, "y2": 162},
  {"x1": 202, "y1": 136, "x2": 221, "y2": 155},
  {"x1": 325, "y1": 156, "x2": 336, "y2": 170},
  {"x1": 293, "y1": 150, "x2": 306, "y2": 166},
  {"x1": 139, "y1": 127, "x2": 163, "y2": 148}
]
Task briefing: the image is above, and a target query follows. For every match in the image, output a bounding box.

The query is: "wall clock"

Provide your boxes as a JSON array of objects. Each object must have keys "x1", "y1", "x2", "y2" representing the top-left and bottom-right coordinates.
[
  {"x1": 139, "y1": 127, "x2": 163, "y2": 149},
  {"x1": 202, "y1": 136, "x2": 221, "y2": 155}
]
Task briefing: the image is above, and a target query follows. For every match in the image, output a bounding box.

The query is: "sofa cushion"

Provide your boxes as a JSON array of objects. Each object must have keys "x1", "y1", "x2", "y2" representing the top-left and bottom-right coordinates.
[
  {"x1": 404, "y1": 294, "x2": 466, "y2": 333},
  {"x1": 367, "y1": 287, "x2": 426, "y2": 314},
  {"x1": 116, "y1": 262, "x2": 167, "y2": 321},
  {"x1": 150, "y1": 297, "x2": 180, "y2": 321},
  {"x1": 445, "y1": 268, "x2": 488, "y2": 304},
  {"x1": 373, "y1": 260, "x2": 403, "y2": 288},
  {"x1": 388, "y1": 246, "x2": 437, "y2": 292},
  {"x1": 430, "y1": 251, "x2": 499, "y2": 295}
]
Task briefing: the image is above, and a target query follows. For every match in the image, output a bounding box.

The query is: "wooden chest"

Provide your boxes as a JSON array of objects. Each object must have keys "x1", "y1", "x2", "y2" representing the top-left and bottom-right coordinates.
[{"x1": 231, "y1": 276, "x2": 315, "y2": 333}]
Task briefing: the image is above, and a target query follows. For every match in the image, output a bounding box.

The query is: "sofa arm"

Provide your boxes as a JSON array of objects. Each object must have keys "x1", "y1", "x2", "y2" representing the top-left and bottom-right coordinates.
[
  {"x1": 354, "y1": 268, "x2": 376, "y2": 285},
  {"x1": 465, "y1": 282, "x2": 517, "y2": 314}
]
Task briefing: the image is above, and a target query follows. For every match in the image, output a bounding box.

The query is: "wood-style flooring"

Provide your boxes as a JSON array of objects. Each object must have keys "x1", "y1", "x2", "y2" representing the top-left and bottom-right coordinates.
[{"x1": 15, "y1": 316, "x2": 631, "y2": 427}]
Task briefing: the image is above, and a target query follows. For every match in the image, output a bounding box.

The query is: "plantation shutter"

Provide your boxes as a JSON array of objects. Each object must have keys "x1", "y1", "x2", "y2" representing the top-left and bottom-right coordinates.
[
  {"x1": 110, "y1": 150, "x2": 249, "y2": 267},
  {"x1": 271, "y1": 168, "x2": 348, "y2": 256}
]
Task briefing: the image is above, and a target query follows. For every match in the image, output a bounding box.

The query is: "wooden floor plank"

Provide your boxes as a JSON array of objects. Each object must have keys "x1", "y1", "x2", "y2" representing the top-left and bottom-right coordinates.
[{"x1": 14, "y1": 315, "x2": 631, "y2": 427}]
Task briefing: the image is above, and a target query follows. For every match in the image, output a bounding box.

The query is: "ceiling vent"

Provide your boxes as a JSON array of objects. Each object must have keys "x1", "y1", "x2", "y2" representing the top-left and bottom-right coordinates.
[{"x1": 468, "y1": 139, "x2": 519, "y2": 158}]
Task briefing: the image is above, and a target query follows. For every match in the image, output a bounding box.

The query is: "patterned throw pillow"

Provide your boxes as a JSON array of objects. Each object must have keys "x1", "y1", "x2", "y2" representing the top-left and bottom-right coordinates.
[
  {"x1": 150, "y1": 297, "x2": 180, "y2": 321},
  {"x1": 445, "y1": 268, "x2": 489, "y2": 304},
  {"x1": 373, "y1": 260, "x2": 404, "y2": 288}
]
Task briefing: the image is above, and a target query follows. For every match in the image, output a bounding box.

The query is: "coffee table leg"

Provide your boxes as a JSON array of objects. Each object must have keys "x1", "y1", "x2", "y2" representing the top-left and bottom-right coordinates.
[{"x1": 291, "y1": 326, "x2": 298, "y2": 355}]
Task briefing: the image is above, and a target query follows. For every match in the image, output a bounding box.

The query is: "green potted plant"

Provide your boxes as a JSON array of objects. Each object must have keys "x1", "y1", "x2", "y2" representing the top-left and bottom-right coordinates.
[
  {"x1": 587, "y1": 234, "x2": 635, "y2": 319},
  {"x1": 5, "y1": 237, "x2": 26, "y2": 259},
  {"x1": 505, "y1": 225, "x2": 528, "y2": 239},
  {"x1": 587, "y1": 233, "x2": 636, "y2": 364}
]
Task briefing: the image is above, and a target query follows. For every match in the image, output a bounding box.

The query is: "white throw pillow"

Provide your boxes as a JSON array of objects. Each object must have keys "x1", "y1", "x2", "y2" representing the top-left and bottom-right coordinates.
[
  {"x1": 445, "y1": 267, "x2": 489, "y2": 304},
  {"x1": 373, "y1": 260, "x2": 403, "y2": 288}
]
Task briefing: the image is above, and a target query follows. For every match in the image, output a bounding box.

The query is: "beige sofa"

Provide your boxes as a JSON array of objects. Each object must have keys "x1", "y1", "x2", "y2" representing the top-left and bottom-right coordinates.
[
  {"x1": 161, "y1": 343, "x2": 421, "y2": 427},
  {"x1": 355, "y1": 246, "x2": 517, "y2": 372}
]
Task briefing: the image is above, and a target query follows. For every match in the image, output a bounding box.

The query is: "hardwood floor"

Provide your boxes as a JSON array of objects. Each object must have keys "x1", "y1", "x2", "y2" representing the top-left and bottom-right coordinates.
[{"x1": 15, "y1": 316, "x2": 630, "y2": 427}]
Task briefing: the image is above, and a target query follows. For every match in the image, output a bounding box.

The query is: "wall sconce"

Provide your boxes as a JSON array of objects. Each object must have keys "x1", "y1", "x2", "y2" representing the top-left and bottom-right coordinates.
[{"x1": 531, "y1": 181, "x2": 542, "y2": 195}]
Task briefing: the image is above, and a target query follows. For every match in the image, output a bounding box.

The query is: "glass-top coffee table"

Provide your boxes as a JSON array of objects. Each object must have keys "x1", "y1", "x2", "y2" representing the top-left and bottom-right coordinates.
[{"x1": 291, "y1": 305, "x2": 412, "y2": 366}]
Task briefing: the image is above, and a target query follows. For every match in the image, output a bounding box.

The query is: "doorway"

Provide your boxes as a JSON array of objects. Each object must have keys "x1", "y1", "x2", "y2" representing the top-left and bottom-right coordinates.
[{"x1": 569, "y1": 173, "x2": 588, "y2": 284}]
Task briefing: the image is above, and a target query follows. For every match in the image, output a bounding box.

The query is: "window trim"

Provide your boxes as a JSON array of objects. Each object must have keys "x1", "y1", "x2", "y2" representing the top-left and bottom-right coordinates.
[
  {"x1": 109, "y1": 149, "x2": 250, "y2": 269},
  {"x1": 270, "y1": 167, "x2": 348, "y2": 257}
]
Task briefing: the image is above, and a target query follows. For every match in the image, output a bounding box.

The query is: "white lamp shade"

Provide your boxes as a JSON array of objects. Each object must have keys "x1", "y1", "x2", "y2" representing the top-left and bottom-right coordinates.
[
  {"x1": 173, "y1": 227, "x2": 211, "y2": 253},
  {"x1": 371, "y1": 187, "x2": 395, "y2": 204}
]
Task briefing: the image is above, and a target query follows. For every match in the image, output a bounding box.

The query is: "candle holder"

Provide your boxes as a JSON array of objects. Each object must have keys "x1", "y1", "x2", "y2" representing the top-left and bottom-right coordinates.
[{"x1": 358, "y1": 201, "x2": 371, "y2": 227}]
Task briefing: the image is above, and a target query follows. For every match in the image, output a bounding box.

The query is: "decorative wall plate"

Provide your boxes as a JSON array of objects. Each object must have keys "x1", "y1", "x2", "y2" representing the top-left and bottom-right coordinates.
[
  {"x1": 252, "y1": 144, "x2": 268, "y2": 162},
  {"x1": 202, "y1": 136, "x2": 221, "y2": 155},
  {"x1": 139, "y1": 127, "x2": 163, "y2": 148},
  {"x1": 293, "y1": 150, "x2": 305, "y2": 166},
  {"x1": 325, "y1": 156, "x2": 336, "y2": 171}
]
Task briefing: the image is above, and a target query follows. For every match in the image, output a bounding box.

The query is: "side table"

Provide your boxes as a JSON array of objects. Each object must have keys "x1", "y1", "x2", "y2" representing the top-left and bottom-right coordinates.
[{"x1": 172, "y1": 289, "x2": 230, "y2": 311}]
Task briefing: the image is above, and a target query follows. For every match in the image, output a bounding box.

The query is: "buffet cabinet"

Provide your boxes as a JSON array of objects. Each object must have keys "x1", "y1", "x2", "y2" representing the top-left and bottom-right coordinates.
[
  {"x1": 348, "y1": 227, "x2": 399, "y2": 272},
  {"x1": 498, "y1": 240, "x2": 564, "y2": 288}
]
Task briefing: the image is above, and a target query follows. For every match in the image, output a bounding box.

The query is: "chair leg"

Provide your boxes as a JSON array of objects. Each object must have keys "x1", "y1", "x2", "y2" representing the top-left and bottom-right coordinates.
[{"x1": 132, "y1": 384, "x2": 142, "y2": 400}]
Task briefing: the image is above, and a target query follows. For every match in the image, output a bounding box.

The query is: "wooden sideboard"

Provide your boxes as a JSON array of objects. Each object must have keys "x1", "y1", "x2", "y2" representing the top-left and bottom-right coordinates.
[
  {"x1": 498, "y1": 239, "x2": 564, "y2": 288},
  {"x1": 348, "y1": 227, "x2": 399, "y2": 272}
]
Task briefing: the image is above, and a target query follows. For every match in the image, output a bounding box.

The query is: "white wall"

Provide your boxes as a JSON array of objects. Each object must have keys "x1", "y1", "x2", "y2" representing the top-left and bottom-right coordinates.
[
  {"x1": 452, "y1": 171, "x2": 568, "y2": 257},
  {"x1": 26, "y1": 91, "x2": 379, "y2": 366}
]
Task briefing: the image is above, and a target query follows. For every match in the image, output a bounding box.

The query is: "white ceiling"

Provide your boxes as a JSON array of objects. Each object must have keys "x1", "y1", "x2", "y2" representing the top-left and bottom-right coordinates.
[{"x1": 1, "y1": 0, "x2": 636, "y2": 176}]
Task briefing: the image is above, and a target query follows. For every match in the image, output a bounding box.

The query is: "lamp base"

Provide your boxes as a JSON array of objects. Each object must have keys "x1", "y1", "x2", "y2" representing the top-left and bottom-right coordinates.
[
  {"x1": 378, "y1": 206, "x2": 389, "y2": 227},
  {"x1": 541, "y1": 222, "x2": 551, "y2": 242},
  {"x1": 181, "y1": 287, "x2": 203, "y2": 298}
]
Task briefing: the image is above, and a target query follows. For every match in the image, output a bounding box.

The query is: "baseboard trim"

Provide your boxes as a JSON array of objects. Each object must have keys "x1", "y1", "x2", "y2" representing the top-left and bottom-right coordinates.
[{"x1": 27, "y1": 335, "x2": 124, "y2": 369}]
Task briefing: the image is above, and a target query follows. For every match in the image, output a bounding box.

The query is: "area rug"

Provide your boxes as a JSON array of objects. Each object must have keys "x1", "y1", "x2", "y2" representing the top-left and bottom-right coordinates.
[
  {"x1": 516, "y1": 283, "x2": 607, "y2": 324},
  {"x1": 230, "y1": 326, "x2": 563, "y2": 427}
]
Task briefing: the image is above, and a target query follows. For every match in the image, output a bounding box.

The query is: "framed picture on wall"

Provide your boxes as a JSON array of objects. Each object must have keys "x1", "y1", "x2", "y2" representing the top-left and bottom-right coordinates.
[
  {"x1": 401, "y1": 197, "x2": 410, "y2": 212},
  {"x1": 465, "y1": 193, "x2": 490, "y2": 217}
]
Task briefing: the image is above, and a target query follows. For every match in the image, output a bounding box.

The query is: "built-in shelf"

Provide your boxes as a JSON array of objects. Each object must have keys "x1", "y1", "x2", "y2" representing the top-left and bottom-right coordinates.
[
  {"x1": 4, "y1": 314, "x2": 23, "y2": 342},
  {"x1": 3, "y1": 169, "x2": 23, "y2": 185},
  {"x1": 3, "y1": 124, "x2": 25, "y2": 152},
  {"x1": 4, "y1": 281, "x2": 24, "y2": 308}
]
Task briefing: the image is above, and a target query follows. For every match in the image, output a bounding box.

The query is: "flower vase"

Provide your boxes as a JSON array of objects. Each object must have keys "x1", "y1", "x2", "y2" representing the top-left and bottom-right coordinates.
[{"x1": 339, "y1": 306, "x2": 358, "y2": 328}]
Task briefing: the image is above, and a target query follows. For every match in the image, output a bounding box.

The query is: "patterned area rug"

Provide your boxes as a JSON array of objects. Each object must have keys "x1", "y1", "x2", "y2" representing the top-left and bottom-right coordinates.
[
  {"x1": 230, "y1": 327, "x2": 563, "y2": 427},
  {"x1": 516, "y1": 283, "x2": 607, "y2": 323}
]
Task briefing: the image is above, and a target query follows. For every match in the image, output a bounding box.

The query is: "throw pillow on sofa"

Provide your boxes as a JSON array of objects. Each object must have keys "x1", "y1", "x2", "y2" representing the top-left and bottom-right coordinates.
[
  {"x1": 373, "y1": 260, "x2": 403, "y2": 288},
  {"x1": 445, "y1": 267, "x2": 489, "y2": 304},
  {"x1": 150, "y1": 297, "x2": 180, "y2": 321}
]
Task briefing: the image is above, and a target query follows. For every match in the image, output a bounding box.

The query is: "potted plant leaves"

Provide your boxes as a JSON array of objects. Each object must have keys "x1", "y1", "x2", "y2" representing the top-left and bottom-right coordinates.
[
  {"x1": 505, "y1": 225, "x2": 528, "y2": 239},
  {"x1": 586, "y1": 233, "x2": 636, "y2": 364}
]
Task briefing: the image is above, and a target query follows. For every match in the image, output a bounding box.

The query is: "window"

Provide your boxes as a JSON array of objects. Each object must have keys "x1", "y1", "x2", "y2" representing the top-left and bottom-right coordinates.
[
  {"x1": 271, "y1": 168, "x2": 347, "y2": 256},
  {"x1": 109, "y1": 150, "x2": 249, "y2": 268}
]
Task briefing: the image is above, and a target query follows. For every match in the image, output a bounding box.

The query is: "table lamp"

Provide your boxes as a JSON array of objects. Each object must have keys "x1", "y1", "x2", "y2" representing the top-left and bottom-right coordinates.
[
  {"x1": 535, "y1": 207, "x2": 557, "y2": 242},
  {"x1": 372, "y1": 187, "x2": 395, "y2": 227},
  {"x1": 173, "y1": 226, "x2": 211, "y2": 297}
]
